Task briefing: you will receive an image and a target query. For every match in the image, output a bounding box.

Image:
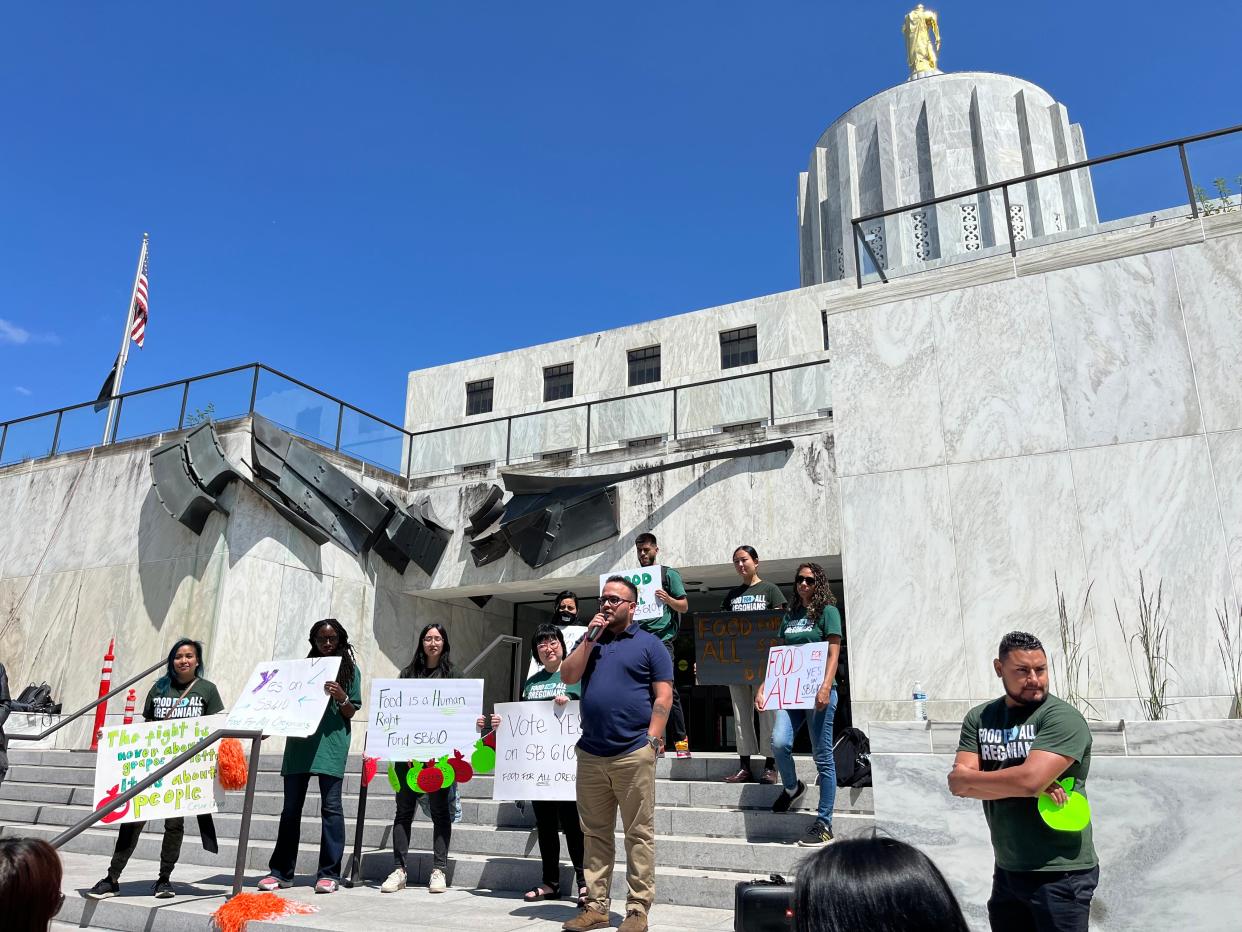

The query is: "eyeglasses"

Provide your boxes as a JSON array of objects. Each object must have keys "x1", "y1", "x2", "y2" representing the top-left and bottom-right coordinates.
[
  {"x1": 599, "y1": 595, "x2": 633, "y2": 606},
  {"x1": 796, "y1": 576, "x2": 816, "y2": 585},
  {"x1": 314, "y1": 634, "x2": 339, "y2": 644}
]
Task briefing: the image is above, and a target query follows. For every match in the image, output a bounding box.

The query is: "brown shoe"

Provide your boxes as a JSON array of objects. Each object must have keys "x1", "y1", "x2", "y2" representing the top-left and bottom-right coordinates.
[
  {"x1": 618, "y1": 910, "x2": 649, "y2": 932},
  {"x1": 723, "y1": 767, "x2": 754, "y2": 783},
  {"x1": 563, "y1": 908, "x2": 610, "y2": 931},
  {"x1": 759, "y1": 768, "x2": 780, "y2": 785}
]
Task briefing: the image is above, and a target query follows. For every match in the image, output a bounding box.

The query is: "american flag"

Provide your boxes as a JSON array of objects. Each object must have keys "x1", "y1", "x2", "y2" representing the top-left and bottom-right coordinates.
[{"x1": 129, "y1": 247, "x2": 149, "y2": 347}]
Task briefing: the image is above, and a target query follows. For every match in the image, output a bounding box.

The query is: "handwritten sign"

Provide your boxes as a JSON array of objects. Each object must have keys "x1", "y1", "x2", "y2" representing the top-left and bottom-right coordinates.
[
  {"x1": 759, "y1": 643, "x2": 828, "y2": 710},
  {"x1": 492, "y1": 700, "x2": 582, "y2": 801},
  {"x1": 92, "y1": 714, "x2": 226, "y2": 826},
  {"x1": 694, "y1": 611, "x2": 784, "y2": 685},
  {"x1": 600, "y1": 565, "x2": 663, "y2": 623},
  {"x1": 364, "y1": 678, "x2": 484, "y2": 761},
  {"x1": 226, "y1": 657, "x2": 341, "y2": 737}
]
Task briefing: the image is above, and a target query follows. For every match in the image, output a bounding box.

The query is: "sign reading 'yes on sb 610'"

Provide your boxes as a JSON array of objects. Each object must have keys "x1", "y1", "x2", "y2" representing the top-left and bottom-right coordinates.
[{"x1": 694, "y1": 610, "x2": 784, "y2": 686}]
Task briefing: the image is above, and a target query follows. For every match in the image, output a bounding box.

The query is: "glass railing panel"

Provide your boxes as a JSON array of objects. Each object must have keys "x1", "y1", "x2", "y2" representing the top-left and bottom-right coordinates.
[
  {"x1": 508, "y1": 406, "x2": 588, "y2": 464},
  {"x1": 54, "y1": 403, "x2": 109, "y2": 455},
  {"x1": 0, "y1": 413, "x2": 57, "y2": 465},
  {"x1": 183, "y1": 367, "x2": 256, "y2": 424},
  {"x1": 590, "y1": 392, "x2": 675, "y2": 448},
  {"x1": 338, "y1": 407, "x2": 405, "y2": 474},
  {"x1": 772, "y1": 362, "x2": 832, "y2": 424},
  {"x1": 252, "y1": 369, "x2": 338, "y2": 448},
  {"x1": 112, "y1": 384, "x2": 183, "y2": 442},
  {"x1": 407, "y1": 420, "x2": 508, "y2": 477},
  {"x1": 676, "y1": 373, "x2": 768, "y2": 438},
  {"x1": 1185, "y1": 130, "x2": 1242, "y2": 219}
]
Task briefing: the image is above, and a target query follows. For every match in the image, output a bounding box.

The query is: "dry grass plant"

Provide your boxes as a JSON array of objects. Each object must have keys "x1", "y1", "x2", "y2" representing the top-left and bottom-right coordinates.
[
  {"x1": 1054, "y1": 574, "x2": 1098, "y2": 719},
  {"x1": 1114, "y1": 572, "x2": 1176, "y2": 721},
  {"x1": 1217, "y1": 599, "x2": 1242, "y2": 718}
]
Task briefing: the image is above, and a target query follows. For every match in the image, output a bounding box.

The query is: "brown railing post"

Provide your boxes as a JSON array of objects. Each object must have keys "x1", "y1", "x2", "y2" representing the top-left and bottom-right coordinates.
[{"x1": 346, "y1": 759, "x2": 369, "y2": 888}]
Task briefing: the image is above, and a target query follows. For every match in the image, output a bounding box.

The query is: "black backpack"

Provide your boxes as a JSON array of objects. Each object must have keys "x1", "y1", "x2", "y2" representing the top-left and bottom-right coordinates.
[
  {"x1": 832, "y1": 727, "x2": 872, "y2": 787},
  {"x1": 12, "y1": 682, "x2": 60, "y2": 714}
]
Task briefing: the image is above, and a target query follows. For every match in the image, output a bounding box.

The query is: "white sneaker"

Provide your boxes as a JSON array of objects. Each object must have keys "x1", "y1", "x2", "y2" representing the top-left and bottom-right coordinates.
[
  {"x1": 429, "y1": 868, "x2": 447, "y2": 893},
  {"x1": 380, "y1": 868, "x2": 407, "y2": 893}
]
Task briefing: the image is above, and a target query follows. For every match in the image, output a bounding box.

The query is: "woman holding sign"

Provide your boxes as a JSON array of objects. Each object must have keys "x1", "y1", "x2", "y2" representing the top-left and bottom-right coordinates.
[
  {"x1": 87, "y1": 638, "x2": 224, "y2": 900},
  {"x1": 380, "y1": 623, "x2": 457, "y2": 895},
  {"x1": 259, "y1": 619, "x2": 361, "y2": 895},
  {"x1": 520, "y1": 623, "x2": 588, "y2": 907},
  {"x1": 760, "y1": 562, "x2": 841, "y2": 847}
]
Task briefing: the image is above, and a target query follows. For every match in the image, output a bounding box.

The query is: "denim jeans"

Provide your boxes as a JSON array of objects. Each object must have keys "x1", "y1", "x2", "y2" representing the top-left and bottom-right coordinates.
[
  {"x1": 268, "y1": 773, "x2": 346, "y2": 882},
  {"x1": 771, "y1": 686, "x2": 837, "y2": 825}
]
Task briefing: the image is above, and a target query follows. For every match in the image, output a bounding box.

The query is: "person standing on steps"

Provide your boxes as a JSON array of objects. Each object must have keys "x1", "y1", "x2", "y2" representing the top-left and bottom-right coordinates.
[
  {"x1": 559, "y1": 576, "x2": 673, "y2": 932},
  {"x1": 530, "y1": 591, "x2": 587, "y2": 679},
  {"x1": 517, "y1": 624, "x2": 588, "y2": 907},
  {"x1": 759, "y1": 562, "x2": 841, "y2": 847},
  {"x1": 634, "y1": 533, "x2": 692, "y2": 759},
  {"x1": 721, "y1": 545, "x2": 784, "y2": 784},
  {"x1": 949, "y1": 631, "x2": 1099, "y2": 932},
  {"x1": 258, "y1": 619, "x2": 361, "y2": 896},
  {"x1": 87, "y1": 639, "x2": 224, "y2": 900},
  {"x1": 379, "y1": 623, "x2": 457, "y2": 895}
]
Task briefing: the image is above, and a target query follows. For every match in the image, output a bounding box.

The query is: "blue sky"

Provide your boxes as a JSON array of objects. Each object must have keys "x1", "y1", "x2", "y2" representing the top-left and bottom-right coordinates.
[{"x1": 1, "y1": 1, "x2": 1236, "y2": 428}]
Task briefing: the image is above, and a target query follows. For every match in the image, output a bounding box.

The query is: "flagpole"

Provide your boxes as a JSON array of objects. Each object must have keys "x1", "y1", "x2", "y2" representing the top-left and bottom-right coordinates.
[{"x1": 102, "y1": 233, "x2": 149, "y2": 444}]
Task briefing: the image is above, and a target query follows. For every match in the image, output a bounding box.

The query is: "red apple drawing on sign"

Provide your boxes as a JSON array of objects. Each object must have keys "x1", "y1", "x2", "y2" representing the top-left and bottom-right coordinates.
[
  {"x1": 448, "y1": 749, "x2": 474, "y2": 783},
  {"x1": 96, "y1": 784, "x2": 130, "y2": 824},
  {"x1": 416, "y1": 759, "x2": 444, "y2": 793}
]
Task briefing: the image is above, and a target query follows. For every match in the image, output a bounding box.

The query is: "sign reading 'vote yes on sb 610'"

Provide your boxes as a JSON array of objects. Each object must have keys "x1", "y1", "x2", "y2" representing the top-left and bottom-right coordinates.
[
  {"x1": 759, "y1": 643, "x2": 828, "y2": 711},
  {"x1": 492, "y1": 700, "x2": 582, "y2": 801},
  {"x1": 694, "y1": 610, "x2": 784, "y2": 685},
  {"x1": 600, "y1": 565, "x2": 663, "y2": 623},
  {"x1": 364, "y1": 678, "x2": 484, "y2": 761},
  {"x1": 92, "y1": 714, "x2": 227, "y2": 826},
  {"x1": 226, "y1": 657, "x2": 341, "y2": 737}
]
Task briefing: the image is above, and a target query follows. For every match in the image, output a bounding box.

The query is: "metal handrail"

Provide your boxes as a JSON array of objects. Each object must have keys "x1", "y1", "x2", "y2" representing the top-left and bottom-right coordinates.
[
  {"x1": 6, "y1": 657, "x2": 167, "y2": 743},
  {"x1": 51, "y1": 728, "x2": 264, "y2": 897},
  {"x1": 461, "y1": 634, "x2": 526, "y2": 702}
]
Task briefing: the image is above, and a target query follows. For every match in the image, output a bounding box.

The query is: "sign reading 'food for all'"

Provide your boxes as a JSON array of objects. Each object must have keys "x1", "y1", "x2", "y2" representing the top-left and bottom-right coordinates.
[
  {"x1": 694, "y1": 610, "x2": 784, "y2": 685},
  {"x1": 599, "y1": 565, "x2": 663, "y2": 623}
]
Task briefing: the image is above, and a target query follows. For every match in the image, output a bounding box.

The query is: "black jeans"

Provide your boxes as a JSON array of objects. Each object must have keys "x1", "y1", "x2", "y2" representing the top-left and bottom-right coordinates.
[
  {"x1": 108, "y1": 818, "x2": 184, "y2": 882},
  {"x1": 531, "y1": 799, "x2": 585, "y2": 888},
  {"x1": 663, "y1": 642, "x2": 686, "y2": 744},
  {"x1": 392, "y1": 763, "x2": 452, "y2": 872},
  {"x1": 988, "y1": 864, "x2": 1099, "y2": 932},
  {"x1": 268, "y1": 773, "x2": 346, "y2": 882}
]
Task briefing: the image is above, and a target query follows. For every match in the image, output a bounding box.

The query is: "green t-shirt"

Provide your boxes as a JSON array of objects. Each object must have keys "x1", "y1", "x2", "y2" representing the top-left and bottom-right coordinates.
[
  {"x1": 721, "y1": 580, "x2": 786, "y2": 614},
  {"x1": 639, "y1": 566, "x2": 687, "y2": 644},
  {"x1": 780, "y1": 604, "x2": 842, "y2": 685},
  {"x1": 143, "y1": 677, "x2": 224, "y2": 721},
  {"x1": 281, "y1": 664, "x2": 363, "y2": 778},
  {"x1": 522, "y1": 668, "x2": 582, "y2": 701},
  {"x1": 957, "y1": 694, "x2": 1097, "y2": 872}
]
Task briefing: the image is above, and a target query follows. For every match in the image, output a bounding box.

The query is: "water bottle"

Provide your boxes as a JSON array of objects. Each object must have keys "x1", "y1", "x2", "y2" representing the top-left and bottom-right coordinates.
[{"x1": 912, "y1": 682, "x2": 928, "y2": 722}]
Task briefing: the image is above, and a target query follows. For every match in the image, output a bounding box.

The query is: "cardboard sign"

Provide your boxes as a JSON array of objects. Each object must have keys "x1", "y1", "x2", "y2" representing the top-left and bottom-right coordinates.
[
  {"x1": 694, "y1": 610, "x2": 784, "y2": 685},
  {"x1": 492, "y1": 700, "x2": 582, "y2": 801},
  {"x1": 600, "y1": 566, "x2": 663, "y2": 623},
  {"x1": 364, "y1": 678, "x2": 484, "y2": 761},
  {"x1": 759, "y1": 643, "x2": 828, "y2": 710},
  {"x1": 226, "y1": 657, "x2": 341, "y2": 737},
  {"x1": 92, "y1": 714, "x2": 227, "y2": 825}
]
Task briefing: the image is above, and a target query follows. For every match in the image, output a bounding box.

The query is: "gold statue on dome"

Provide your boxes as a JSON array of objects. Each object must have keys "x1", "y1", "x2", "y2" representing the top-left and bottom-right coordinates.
[{"x1": 903, "y1": 4, "x2": 942, "y2": 78}]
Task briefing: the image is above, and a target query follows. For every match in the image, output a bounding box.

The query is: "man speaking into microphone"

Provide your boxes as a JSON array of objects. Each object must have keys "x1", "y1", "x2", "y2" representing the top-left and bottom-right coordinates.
[{"x1": 559, "y1": 575, "x2": 673, "y2": 932}]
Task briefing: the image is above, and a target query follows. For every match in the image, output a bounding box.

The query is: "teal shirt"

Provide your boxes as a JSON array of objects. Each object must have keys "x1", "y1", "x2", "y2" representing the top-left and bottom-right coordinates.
[
  {"x1": 639, "y1": 567, "x2": 687, "y2": 644},
  {"x1": 281, "y1": 664, "x2": 363, "y2": 778},
  {"x1": 522, "y1": 667, "x2": 582, "y2": 701},
  {"x1": 780, "y1": 604, "x2": 842, "y2": 685}
]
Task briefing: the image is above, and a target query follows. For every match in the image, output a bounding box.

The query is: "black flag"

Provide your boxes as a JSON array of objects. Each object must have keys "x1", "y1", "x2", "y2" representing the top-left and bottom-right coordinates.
[{"x1": 95, "y1": 356, "x2": 119, "y2": 412}]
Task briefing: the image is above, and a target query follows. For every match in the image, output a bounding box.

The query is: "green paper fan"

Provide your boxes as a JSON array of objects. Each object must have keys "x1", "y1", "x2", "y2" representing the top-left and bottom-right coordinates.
[{"x1": 1037, "y1": 777, "x2": 1091, "y2": 832}]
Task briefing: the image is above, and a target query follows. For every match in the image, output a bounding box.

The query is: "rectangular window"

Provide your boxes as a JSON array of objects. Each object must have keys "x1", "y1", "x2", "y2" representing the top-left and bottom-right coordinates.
[
  {"x1": 720, "y1": 325, "x2": 758, "y2": 369},
  {"x1": 821, "y1": 310, "x2": 831, "y2": 351},
  {"x1": 543, "y1": 362, "x2": 574, "y2": 402},
  {"x1": 465, "y1": 378, "x2": 494, "y2": 416},
  {"x1": 627, "y1": 345, "x2": 661, "y2": 386}
]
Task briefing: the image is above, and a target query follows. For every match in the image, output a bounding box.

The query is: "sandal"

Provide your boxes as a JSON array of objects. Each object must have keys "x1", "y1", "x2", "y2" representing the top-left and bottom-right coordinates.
[{"x1": 524, "y1": 882, "x2": 560, "y2": 902}]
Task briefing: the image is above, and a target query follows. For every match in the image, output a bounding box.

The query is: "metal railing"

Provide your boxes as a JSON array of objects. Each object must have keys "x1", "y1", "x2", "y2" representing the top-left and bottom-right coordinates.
[
  {"x1": 849, "y1": 123, "x2": 1242, "y2": 288},
  {"x1": 0, "y1": 355, "x2": 834, "y2": 480},
  {"x1": 7, "y1": 657, "x2": 167, "y2": 744}
]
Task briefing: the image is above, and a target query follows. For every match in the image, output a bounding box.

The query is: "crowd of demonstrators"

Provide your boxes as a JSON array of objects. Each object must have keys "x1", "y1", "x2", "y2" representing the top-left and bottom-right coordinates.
[
  {"x1": 950, "y1": 631, "x2": 1099, "y2": 932},
  {"x1": 381, "y1": 623, "x2": 458, "y2": 895},
  {"x1": 88, "y1": 638, "x2": 225, "y2": 900},
  {"x1": 559, "y1": 575, "x2": 672, "y2": 932},
  {"x1": 632, "y1": 533, "x2": 692, "y2": 758},
  {"x1": 761, "y1": 561, "x2": 842, "y2": 847},
  {"x1": 0, "y1": 838, "x2": 65, "y2": 932},
  {"x1": 259, "y1": 619, "x2": 361, "y2": 895},
  {"x1": 720, "y1": 544, "x2": 783, "y2": 784}
]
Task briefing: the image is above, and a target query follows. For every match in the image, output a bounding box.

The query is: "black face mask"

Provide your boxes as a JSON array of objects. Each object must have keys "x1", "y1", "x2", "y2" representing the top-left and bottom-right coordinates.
[{"x1": 557, "y1": 610, "x2": 577, "y2": 625}]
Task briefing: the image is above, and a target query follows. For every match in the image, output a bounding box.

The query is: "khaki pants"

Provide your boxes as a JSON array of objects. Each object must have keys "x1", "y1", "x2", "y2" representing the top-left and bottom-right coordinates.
[
  {"x1": 576, "y1": 744, "x2": 657, "y2": 916},
  {"x1": 729, "y1": 684, "x2": 775, "y2": 758}
]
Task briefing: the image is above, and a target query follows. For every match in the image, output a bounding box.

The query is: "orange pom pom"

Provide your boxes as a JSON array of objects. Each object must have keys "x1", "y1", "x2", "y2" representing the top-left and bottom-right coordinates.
[
  {"x1": 211, "y1": 892, "x2": 315, "y2": 932},
  {"x1": 217, "y1": 738, "x2": 249, "y2": 791}
]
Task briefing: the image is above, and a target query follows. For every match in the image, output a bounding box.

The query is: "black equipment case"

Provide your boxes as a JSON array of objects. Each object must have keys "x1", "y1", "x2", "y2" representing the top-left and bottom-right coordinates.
[{"x1": 734, "y1": 874, "x2": 794, "y2": 931}]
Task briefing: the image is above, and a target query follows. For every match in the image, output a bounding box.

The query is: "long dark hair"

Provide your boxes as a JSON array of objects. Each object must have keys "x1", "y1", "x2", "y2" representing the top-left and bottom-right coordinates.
[
  {"x1": 793, "y1": 837, "x2": 969, "y2": 932},
  {"x1": 164, "y1": 638, "x2": 205, "y2": 683},
  {"x1": 307, "y1": 618, "x2": 356, "y2": 693},
  {"x1": 0, "y1": 837, "x2": 63, "y2": 932},
  {"x1": 401, "y1": 623, "x2": 454, "y2": 678},
  {"x1": 794, "y1": 562, "x2": 836, "y2": 619}
]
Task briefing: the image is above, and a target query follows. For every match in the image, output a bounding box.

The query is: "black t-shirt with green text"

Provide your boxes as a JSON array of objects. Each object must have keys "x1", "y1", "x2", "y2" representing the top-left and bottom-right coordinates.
[
  {"x1": 143, "y1": 677, "x2": 224, "y2": 722},
  {"x1": 957, "y1": 694, "x2": 1097, "y2": 872},
  {"x1": 721, "y1": 580, "x2": 786, "y2": 614},
  {"x1": 522, "y1": 668, "x2": 582, "y2": 701},
  {"x1": 780, "y1": 604, "x2": 842, "y2": 685}
]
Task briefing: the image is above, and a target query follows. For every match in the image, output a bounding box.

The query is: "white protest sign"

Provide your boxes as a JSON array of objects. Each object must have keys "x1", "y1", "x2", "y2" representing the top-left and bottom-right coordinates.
[
  {"x1": 364, "y1": 678, "x2": 484, "y2": 761},
  {"x1": 759, "y1": 643, "x2": 828, "y2": 710},
  {"x1": 92, "y1": 714, "x2": 227, "y2": 826},
  {"x1": 600, "y1": 565, "x2": 663, "y2": 623},
  {"x1": 492, "y1": 700, "x2": 582, "y2": 801},
  {"x1": 227, "y1": 657, "x2": 341, "y2": 737}
]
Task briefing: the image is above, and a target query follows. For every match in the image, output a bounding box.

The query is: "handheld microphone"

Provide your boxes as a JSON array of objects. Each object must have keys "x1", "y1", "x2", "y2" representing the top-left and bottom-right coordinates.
[{"x1": 585, "y1": 624, "x2": 603, "y2": 642}]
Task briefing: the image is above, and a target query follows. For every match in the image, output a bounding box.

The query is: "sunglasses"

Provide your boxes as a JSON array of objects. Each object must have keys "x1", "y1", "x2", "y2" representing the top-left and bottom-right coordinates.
[
  {"x1": 795, "y1": 576, "x2": 816, "y2": 585},
  {"x1": 599, "y1": 595, "x2": 634, "y2": 606}
]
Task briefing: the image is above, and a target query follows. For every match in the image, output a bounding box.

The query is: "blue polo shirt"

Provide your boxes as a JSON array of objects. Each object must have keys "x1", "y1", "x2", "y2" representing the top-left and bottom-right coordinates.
[{"x1": 578, "y1": 622, "x2": 674, "y2": 757}]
